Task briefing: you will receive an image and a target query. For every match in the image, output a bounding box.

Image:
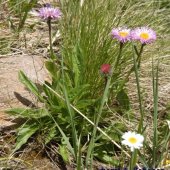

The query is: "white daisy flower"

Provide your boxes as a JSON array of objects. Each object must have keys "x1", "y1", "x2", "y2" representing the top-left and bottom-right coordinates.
[{"x1": 122, "y1": 131, "x2": 144, "y2": 152}]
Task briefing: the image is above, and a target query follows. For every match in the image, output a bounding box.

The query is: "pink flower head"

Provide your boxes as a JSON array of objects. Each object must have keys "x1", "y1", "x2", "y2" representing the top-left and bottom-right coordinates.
[
  {"x1": 111, "y1": 27, "x2": 131, "y2": 43},
  {"x1": 100, "y1": 64, "x2": 111, "y2": 74},
  {"x1": 38, "y1": 5, "x2": 61, "y2": 20},
  {"x1": 131, "y1": 27, "x2": 156, "y2": 44}
]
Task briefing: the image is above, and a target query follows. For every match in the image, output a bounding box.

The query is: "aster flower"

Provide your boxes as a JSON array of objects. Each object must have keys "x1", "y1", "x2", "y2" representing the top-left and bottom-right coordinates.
[
  {"x1": 131, "y1": 27, "x2": 156, "y2": 44},
  {"x1": 111, "y1": 27, "x2": 131, "y2": 43},
  {"x1": 100, "y1": 64, "x2": 111, "y2": 75},
  {"x1": 38, "y1": 5, "x2": 61, "y2": 20},
  {"x1": 122, "y1": 131, "x2": 144, "y2": 152},
  {"x1": 32, "y1": 4, "x2": 62, "y2": 59}
]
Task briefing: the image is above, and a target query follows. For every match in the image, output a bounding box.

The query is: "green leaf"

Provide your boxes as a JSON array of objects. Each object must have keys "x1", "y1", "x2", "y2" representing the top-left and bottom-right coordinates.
[
  {"x1": 59, "y1": 144, "x2": 70, "y2": 163},
  {"x1": 72, "y1": 45, "x2": 82, "y2": 86},
  {"x1": 45, "y1": 61, "x2": 59, "y2": 79},
  {"x1": 45, "y1": 126, "x2": 57, "y2": 144},
  {"x1": 6, "y1": 108, "x2": 27, "y2": 115},
  {"x1": 14, "y1": 123, "x2": 39, "y2": 152},
  {"x1": 6, "y1": 108, "x2": 49, "y2": 119},
  {"x1": 94, "y1": 151, "x2": 119, "y2": 165},
  {"x1": 138, "y1": 151, "x2": 149, "y2": 167},
  {"x1": 18, "y1": 71, "x2": 43, "y2": 101},
  {"x1": 48, "y1": 116, "x2": 75, "y2": 158},
  {"x1": 116, "y1": 89, "x2": 130, "y2": 110},
  {"x1": 68, "y1": 84, "x2": 90, "y2": 103},
  {"x1": 76, "y1": 99, "x2": 96, "y2": 109}
]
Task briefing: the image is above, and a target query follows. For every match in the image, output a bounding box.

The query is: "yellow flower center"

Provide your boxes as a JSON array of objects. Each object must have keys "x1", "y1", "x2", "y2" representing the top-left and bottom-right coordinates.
[
  {"x1": 140, "y1": 32, "x2": 149, "y2": 40},
  {"x1": 128, "y1": 137, "x2": 137, "y2": 144},
  {"x1": 119, "y1": 31, "x2": 128, "y2": 38}
]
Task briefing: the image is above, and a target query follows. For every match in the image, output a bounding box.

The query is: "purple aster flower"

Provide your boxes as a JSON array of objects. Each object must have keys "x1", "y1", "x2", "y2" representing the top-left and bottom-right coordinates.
[
  {"x1": 111, "y1": 27, "x2": 131, "y2": 43},
  {"x1": 131, "y1": 27, "x2": 156, "y2": 44},
  {"x1": 38, "y1": 5, "x2": 61, "y2": 20}
]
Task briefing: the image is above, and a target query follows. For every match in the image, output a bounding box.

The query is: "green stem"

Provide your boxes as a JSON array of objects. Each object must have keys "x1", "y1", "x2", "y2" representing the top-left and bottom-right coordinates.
[
  {"x1": 86, "y1": 43, "x2": 123, "y2": 169},
  {"x1": 130, "y1": 150, "x2": 138, "y2": 170},
  {"x1": 152, "y1": 58, "x2": 159, "y2": 167},
  {"x1": 136, "y1": 44, "x2": 145, "y2": 68},
  {"x1": 118, "y1": 44, "x2": 144, "y2": 92},
  {"x1": 114, "y1": 43, "x2": 123, "y2": 70},
  {"x1": 130, "y1": 152, "x2": 133, "y2": 170},
  {"x1": 85, "y1": 75, "x2": 112, "y2": 168},
  {"x1": 132, "y1": 44, "x2": 144, "y2": 133},
  {"x1": 47, "y1": 19, "x2": 55, "y2": 59},
  {"x1": 85, "y1": 46, "x2": 123, "y2": 168}
]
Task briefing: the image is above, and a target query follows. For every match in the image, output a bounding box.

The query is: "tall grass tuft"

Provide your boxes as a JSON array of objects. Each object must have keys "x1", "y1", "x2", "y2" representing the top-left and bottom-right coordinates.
[{"x1": 59, "y1": 0, "x2": 168, "y2": 99}]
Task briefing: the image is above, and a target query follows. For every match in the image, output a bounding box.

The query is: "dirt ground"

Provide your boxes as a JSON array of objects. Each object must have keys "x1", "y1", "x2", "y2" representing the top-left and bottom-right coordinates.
[
  {"x1": 0, "y1": 54, "x2": 47, "y2": 128},
  {"x1": 0, "y1": 54, "x2": 60, "y2": 169}
]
